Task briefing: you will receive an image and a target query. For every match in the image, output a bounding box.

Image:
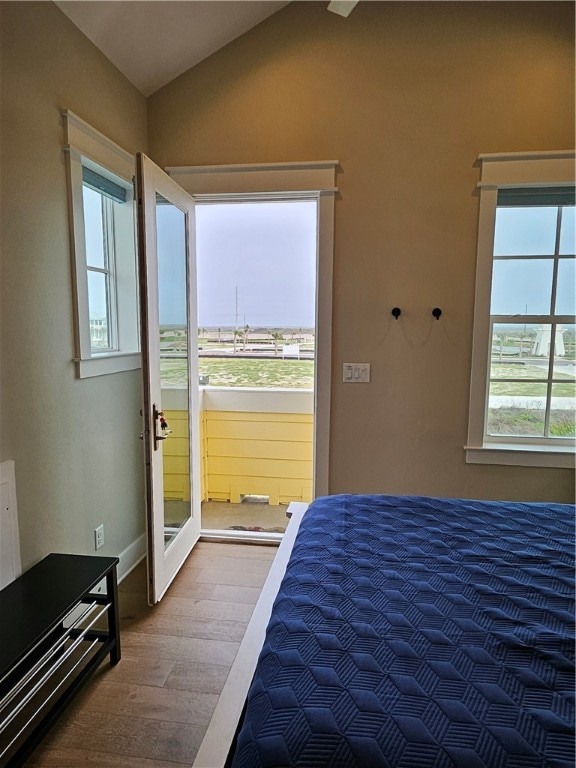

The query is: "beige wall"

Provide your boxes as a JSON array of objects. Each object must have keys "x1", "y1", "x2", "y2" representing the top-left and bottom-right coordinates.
[
  {"x1": 0, "y1": 2, "x2": 148, "y2": 569},
  {"x1": 148, "y1": 1, "x2": 575, "y2": 503}
]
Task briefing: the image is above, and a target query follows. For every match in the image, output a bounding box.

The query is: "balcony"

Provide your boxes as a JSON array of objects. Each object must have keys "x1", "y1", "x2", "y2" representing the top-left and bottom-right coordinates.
[{"x1": 160, "y1": 385, "x2": 314, "y2": 534}]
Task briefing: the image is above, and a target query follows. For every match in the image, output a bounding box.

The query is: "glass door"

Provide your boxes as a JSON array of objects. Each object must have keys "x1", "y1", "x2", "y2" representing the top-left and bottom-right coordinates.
[{"x1": 136, "y1": 153, "x2": 201, "y2": 604}]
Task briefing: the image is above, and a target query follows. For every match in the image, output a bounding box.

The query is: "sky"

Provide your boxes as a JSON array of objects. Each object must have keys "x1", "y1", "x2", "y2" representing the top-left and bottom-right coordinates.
[
  {"x1": 85, "y1": 193, "x2": 318, "y2": 328},
  {"x1": 84, "y1": 191, "x2": 574, "y2": 325},
  {"x1": 491, "y1": 206, "x2": 575, "y2": 316},
  {"x1": 155, "y1": 199, "x2": 317, "y2": 328},
  {"x1": 156, "y1": 200, "x2": 188, "y2": 326},
  {"x1": 194, "y1": 200, "x2": 317, "y2": 328}
]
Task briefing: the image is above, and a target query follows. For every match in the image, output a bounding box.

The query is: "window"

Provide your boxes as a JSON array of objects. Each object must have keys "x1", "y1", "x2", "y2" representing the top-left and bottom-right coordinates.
[
  {"x1": 63, "y1": 111, "x2": 140, "y2": 377},
  {"x1": 467, "y1": 151, "x2": 575, "y2": 468}
]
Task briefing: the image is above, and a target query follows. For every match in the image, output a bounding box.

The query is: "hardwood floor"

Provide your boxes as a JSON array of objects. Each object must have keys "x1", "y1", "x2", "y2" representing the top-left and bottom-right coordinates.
[{"x1": 24, "y1": 541, "x2": 277, "y2": 768}]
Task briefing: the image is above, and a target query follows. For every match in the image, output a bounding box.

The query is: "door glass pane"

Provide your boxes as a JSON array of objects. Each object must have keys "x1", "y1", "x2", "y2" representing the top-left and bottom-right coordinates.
[
  {"x1": 493, "y1": 207, "x2": 557, "y2": 256},
  {"x1": 490, "y1": 259, "x2": 553, "y2": 315},
  {"x1": 87, "y1": 270, "x2": 109, "y2": 349},
  {"x1": 559, "y1": 207, "x2": 575, "y2": 255},
  {"x1": 155, "y1": 195, "x2": 191, "y2": 548},
  {"x1": 83, "y1": 186, "x2": 106, "y2": 269},
  {"x1": 556, "y1": 259, "x2": 576, "y2": 315}
]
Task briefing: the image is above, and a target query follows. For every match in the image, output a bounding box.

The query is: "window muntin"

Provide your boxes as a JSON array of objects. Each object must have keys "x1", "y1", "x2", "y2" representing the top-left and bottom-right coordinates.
[{"x1": 485, "y1": 194, "x2": 575, "y2": 443}]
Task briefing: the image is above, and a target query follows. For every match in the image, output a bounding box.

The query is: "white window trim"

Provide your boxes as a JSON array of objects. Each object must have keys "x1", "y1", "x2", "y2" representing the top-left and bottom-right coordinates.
[
  {"x1": 466, "y1": 150, "x2": 575, "y2": 469},
  {"x1": 166, "y1": 160, "x2": 337, "y2": 497},
  {"x1": 62, "y1": 110, "x2": 140, "y2": 378}
]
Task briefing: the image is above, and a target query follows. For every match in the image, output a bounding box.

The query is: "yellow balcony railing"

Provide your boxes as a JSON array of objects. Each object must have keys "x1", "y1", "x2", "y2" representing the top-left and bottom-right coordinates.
[{"x1": 161, "y1": 387, "x2": 314, "y2": 505}]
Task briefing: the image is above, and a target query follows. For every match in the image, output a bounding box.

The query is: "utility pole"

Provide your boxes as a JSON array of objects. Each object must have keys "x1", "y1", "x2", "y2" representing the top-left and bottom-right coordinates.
[{"x1": 235, "y1": 286, "x2": 239, "y2": 331}]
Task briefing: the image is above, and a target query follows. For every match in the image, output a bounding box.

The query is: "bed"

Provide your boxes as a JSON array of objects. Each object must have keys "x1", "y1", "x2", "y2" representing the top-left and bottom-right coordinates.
[{"x1": 194, "y1": 494, "x2": 575, "y2": 768}]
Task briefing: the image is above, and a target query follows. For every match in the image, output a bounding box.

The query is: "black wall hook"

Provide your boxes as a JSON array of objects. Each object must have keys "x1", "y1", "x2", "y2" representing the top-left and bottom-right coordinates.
[
  {"x1": 432, "y1": 307, "x2": 442, "y2": 320},
  {"x1": 391, "y1": 307, "x2": 401, "y2": 320}
]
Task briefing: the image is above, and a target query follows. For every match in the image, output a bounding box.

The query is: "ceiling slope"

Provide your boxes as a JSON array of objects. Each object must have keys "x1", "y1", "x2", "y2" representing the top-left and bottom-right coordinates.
[{"x1": 56, "y1": 1, "x2": 290, "y2": 96}]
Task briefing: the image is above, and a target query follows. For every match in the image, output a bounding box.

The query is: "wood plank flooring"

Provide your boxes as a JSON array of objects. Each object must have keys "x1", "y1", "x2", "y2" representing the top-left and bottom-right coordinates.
[{"x1": 24, "y1": 541, "x2": 277, "y2": 768}]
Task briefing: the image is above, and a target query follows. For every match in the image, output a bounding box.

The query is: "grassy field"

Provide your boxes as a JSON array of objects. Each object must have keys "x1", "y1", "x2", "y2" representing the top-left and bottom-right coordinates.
[
  {"x1": 160, "y1": 357, "x2": 576, "y2": 396},
  {"x1": 490, "y1": 381, "x2": 575, "y2": 396},
  {"x1": 490, "y1": 364, "x2": 575, "y2": 396},
  {"x1": 161, "y1": 357, "x2": 314, "y2": 388},
  {"x1": 159, "y1": 356, "x2": 575, "y2": 436},
  {"x1": 488, "y1": 407, "x2": 575, "y2": 437},
  {"x1": 488, "y1": 365, "x2": 575, "y2": 435}
]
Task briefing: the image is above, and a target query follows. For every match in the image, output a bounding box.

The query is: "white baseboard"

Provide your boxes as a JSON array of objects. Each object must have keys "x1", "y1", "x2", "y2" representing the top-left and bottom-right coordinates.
[{"x1": 117, "y1": 533, "x2": 146, "y2": 583}]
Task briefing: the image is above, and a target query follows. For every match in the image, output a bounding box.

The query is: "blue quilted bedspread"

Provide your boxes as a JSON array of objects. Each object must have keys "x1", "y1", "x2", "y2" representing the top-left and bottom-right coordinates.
[{"x1": 231, "y1": 494, "x2": 575, "y2": 768}]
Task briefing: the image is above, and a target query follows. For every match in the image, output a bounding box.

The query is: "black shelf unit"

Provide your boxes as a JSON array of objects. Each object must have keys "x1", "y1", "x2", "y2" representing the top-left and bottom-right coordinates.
[{"x1": 0, "y1": 554, "x2": 120, "y2": 767}]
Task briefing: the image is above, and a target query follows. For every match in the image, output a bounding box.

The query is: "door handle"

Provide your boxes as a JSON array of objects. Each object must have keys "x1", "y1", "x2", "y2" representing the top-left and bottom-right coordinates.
[{"x1": 153, "y1": 403, "x2": 171, "y2": 451}]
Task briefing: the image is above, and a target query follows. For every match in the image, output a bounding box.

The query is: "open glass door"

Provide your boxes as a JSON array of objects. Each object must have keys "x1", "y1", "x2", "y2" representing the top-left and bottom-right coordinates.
[{"x1": 136, "y1": 153, "x2": 201, "y2": 604}]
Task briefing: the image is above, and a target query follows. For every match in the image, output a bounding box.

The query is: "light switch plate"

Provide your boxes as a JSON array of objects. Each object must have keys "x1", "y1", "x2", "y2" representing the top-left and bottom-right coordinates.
[{"x1": 343, "y1": 363, "x2": 370, "y2": 383}]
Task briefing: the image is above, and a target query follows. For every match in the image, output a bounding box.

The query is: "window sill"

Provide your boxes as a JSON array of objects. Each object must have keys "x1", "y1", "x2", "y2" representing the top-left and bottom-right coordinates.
[
  {"x1": 75, "y1": 352, "x2": 141, "y2": 379},
  {"x1": 465, "y1": 443, "x2": 575, "y2": 469}
]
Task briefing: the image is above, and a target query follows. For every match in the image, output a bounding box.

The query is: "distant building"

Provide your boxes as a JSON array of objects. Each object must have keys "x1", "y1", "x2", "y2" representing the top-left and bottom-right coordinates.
[
  {"x1": 532, "y1": 326, "x2": 566, "y2": 356},
  {"x1": 90, "y1": 317, "x2": 107, "y2": 345}
]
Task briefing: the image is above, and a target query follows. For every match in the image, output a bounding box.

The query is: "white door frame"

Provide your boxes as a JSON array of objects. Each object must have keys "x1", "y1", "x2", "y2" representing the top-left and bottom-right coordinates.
[{"x1": 165, "y1": 161, "x2": 338, "y2": 498}]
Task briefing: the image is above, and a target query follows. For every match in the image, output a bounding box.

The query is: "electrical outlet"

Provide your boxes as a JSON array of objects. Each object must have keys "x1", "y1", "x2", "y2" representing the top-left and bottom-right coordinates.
[{"x1": 94, "y1": 524, "x2": 104, "y2": 550}]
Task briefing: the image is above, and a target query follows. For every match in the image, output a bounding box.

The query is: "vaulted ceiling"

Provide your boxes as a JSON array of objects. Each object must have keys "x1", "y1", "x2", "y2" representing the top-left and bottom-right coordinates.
[{"x1": 55, "y1": 1, "x2": 291, "y2": 96}]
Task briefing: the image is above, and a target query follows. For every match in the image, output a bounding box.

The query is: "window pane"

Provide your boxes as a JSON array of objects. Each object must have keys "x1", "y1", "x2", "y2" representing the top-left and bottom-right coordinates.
[
  {"x1": 490, "y1": 323, "x2": 549, "y2": 379},
  {"x1": 549, "y1": 382, "x2": 576, "y2": 437},
  {"x1": 559, "y1": 206, "x2": 575, "y2": 255},
  {"x1": 555, "y1": 259, "x2": 575, "y2": 315},
  {"x1": 490, "y1": 260, "x2": 553, "y2": 315},
  {"x1": 87, "y1": 270, "x2": 110, "y2": 349},
  {"x1": 487, "y1": 381, "x2": 547, "y2": 437},
  {"x1": 494, "y1": 206, "x2": 558, "y2": 256},
  {"x1": 83, "y1": 186, "x2": 106, "y2": 269}
]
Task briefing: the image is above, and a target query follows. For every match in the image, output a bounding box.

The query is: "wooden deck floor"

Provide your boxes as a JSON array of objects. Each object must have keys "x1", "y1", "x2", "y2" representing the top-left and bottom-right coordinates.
[{"x1": 24, "y1": 541, "x2": 277, "y2": 767}]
